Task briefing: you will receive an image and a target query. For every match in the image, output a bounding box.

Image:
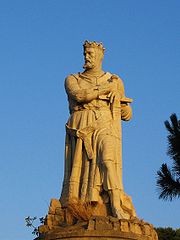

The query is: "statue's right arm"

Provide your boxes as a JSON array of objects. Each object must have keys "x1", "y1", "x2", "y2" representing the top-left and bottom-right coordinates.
[
  {"x1": 65, "y1": 75, "x2": 112, "y2": 103},
  {"x1": 65, "y1": 75, "x2": 98, "y2": 103}
]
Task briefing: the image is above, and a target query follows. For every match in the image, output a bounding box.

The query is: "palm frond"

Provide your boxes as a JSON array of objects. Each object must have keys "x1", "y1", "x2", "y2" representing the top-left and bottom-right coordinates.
[
  {"x1": 165, "y1": 114, "x2": 180, "y2": 176},
  {"x1": 157, "y1": 163, "x2": 180, "y2": 201}
]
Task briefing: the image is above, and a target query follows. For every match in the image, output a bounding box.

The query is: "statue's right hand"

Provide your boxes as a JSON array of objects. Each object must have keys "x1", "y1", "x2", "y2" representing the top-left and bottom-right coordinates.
[{"x1": 98, "y1": 81, "x2": 117, "y2": 95}]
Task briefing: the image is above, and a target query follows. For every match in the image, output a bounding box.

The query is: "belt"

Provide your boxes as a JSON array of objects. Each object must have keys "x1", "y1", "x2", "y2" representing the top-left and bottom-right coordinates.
[{"x1": 66, "y1": 124, "x2": 94, "y2": 159}]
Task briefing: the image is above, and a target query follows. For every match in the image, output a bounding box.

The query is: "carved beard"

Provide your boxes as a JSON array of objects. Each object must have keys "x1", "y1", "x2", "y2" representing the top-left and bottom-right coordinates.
[{"x1": 83, "y1": 60, "x2": 95, "y2": 69}]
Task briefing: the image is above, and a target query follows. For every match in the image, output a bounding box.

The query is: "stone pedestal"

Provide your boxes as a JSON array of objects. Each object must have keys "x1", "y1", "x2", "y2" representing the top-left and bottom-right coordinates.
[
  {"x1": 35, "y1": 216, "x2": 158, "y2": 240},
  {"x1": 34, "y1": 199, "x2": 158, "y2": 240},
  {"x1": 36, "y1": 230, "x2": 153, "y2": 240}
]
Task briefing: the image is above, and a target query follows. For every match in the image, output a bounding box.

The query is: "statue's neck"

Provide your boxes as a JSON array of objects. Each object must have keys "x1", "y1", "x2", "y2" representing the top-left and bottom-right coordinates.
[{"x1": 83, "y1": 68, "x2": 105, "y2": 78}]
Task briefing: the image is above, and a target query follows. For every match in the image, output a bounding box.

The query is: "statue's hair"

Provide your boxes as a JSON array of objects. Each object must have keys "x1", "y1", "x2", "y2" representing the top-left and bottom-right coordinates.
[{"x1": 83, "y1": 40, "x2": 105, "y2": 53}]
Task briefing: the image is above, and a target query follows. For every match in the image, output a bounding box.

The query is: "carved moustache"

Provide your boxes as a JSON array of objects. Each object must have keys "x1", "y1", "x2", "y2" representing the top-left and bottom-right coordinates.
[{"x1": 85, "y1": 59, "x2": 91, "y2": 64}]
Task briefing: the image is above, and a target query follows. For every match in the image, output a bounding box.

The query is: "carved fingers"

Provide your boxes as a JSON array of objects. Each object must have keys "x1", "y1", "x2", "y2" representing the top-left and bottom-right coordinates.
[{"x1": 108, "y1": 91, "x2": 117, "y2": 103}]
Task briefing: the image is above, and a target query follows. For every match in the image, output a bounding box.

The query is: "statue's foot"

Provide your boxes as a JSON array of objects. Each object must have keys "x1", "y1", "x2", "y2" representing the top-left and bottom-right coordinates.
[{"x1": 114, "y1": 208, "x2": 130, "y2": 220}]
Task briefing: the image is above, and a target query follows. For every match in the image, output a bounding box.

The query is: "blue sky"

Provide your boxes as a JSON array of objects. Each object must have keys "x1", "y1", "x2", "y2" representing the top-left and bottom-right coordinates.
[{"x1": 0, "y1": 1, "x2": 179, "y2": 239}]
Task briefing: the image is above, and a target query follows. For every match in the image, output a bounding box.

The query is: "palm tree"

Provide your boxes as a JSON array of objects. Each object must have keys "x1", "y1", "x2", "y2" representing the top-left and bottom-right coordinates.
[{"x1": 157, "y1": 113, "x2": 180, "y2": 200}]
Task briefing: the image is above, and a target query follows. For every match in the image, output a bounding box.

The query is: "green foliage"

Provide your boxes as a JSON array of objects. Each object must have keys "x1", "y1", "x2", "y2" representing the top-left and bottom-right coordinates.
[
  {"x1": 157, "y1": 113, "x2": 180, "y2": 200},
  {"x1": 25, "y1": 216, "x2": 45, "y2": 236},
  {"x1": 155, "y1": 227, "x2": 180, "y2": 240}
]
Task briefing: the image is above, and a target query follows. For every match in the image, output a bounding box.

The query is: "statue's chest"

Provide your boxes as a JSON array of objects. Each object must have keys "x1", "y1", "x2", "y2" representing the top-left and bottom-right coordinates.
[{"x1": 78, "y1": 74, "x2": 111, "y2": 89}]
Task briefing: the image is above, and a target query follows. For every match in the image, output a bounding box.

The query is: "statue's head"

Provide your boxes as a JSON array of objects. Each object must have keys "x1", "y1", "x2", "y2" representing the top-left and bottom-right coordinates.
[{"x1": 83, "y1": 40, "x2": 105, "y2": 70}]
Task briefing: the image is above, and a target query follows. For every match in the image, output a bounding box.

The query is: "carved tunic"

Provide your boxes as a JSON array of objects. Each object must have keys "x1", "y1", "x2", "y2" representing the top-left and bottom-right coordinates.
[{"x1": 60, "y1": 72, "x2": 132, "y2": 205}]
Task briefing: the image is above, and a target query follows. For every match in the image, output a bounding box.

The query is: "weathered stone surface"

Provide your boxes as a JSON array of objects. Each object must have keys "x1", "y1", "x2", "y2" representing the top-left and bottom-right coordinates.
[
  {"x1": 120, "y1": 220, "x2": 129, "y2": 232},
  {"x1": 38, "y1": 225, "x2": 49, "y2": 234},
  {"x1": 60, "y1": 41, "x2": 135, "y2": 220},
  {"x1": 113, "y1": 221, "x2": 120, "y2": 231},
  {"x1": 143, "y1": 224, "x2": 152, "y2": 236},
  {"x1": 46, "y1": 215, "x2": 54, "y2": 230},
  {"x1": 95, "y1": 216, "x2": 113, "y2": 231},
  {"x1": 35, "y1": 229, "x2": 153, "y2": 240},
  {"x1": 134, "y1": 223, "x2": 142, "y2": 235},
  {"x1": 36, "y1": 215, "x2": 158, "y2": 240},
  {"x1": 34, "y1": 41, "x2": 158, "y2": 240},
  {"x1": 87, "y1": 219, "x2": 95, "y2": 230}
]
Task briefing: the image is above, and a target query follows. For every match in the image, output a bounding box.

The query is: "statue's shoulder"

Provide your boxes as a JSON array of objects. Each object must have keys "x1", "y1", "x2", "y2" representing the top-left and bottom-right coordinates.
[
  {"x1": 65, "y1": 73, "x2": 80, "y2": 81},
  {"x1": 107, "y1": 72, "x2": 124, "y2": 85},
  {"x1": 65, "y1": 73, "x2": 80, "y2": 86}
]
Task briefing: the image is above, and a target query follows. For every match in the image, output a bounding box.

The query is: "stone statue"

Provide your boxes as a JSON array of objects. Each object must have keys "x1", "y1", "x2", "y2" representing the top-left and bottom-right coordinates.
[
  {"x1": 60, "y1": 41, "x2": 136, "y2": 219},
  {"x1": 36, "y1": 41, "x2": 158, "y2": 240}
]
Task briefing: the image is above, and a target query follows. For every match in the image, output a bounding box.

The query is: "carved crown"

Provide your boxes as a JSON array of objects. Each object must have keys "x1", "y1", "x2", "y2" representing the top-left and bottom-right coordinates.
[{"x1": 83, "y1": 40, "x2": 105, "y2": 52}]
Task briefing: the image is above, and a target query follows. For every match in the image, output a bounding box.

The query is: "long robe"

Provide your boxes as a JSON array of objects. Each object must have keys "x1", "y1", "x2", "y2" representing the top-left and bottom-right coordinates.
[{"x1": 60, "y1": 72, "x2": 132, "y2": 206}]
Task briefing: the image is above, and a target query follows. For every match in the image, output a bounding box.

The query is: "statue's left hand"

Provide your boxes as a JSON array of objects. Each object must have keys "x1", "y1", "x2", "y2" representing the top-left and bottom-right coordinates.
[
  {"x1": 108, "y1": 91, "x2": 118, "y2": 103},
  {"x1": 108, "y1": 88, "x2": 122, "y2": 103}
]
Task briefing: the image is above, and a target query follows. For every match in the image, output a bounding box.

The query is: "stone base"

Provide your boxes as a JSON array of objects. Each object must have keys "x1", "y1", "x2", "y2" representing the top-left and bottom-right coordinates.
[
  {"x1": 35, "y1": 216, "x2": 158, "y2": 240},
  {"x1": 34, "y1": 199, "x2": 158, "y2": 240},
  {"x1": 36, "y1": 230, "x2": 152, "y2": 240}
]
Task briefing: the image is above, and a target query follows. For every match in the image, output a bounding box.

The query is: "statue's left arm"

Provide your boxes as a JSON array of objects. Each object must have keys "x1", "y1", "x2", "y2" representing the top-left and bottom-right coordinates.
[{"x1": 114, "y1": 75, "x2": 132, "y2": 121}]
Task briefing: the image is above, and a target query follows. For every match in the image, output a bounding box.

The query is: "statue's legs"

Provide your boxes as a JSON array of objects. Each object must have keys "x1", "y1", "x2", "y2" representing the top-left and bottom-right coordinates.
[
  {"x1": 103, "y1": 160, "x2": 129, "y2": 219},
  {"x1": 99, "y1": 135, "x2": 129, "y2": 219}
]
